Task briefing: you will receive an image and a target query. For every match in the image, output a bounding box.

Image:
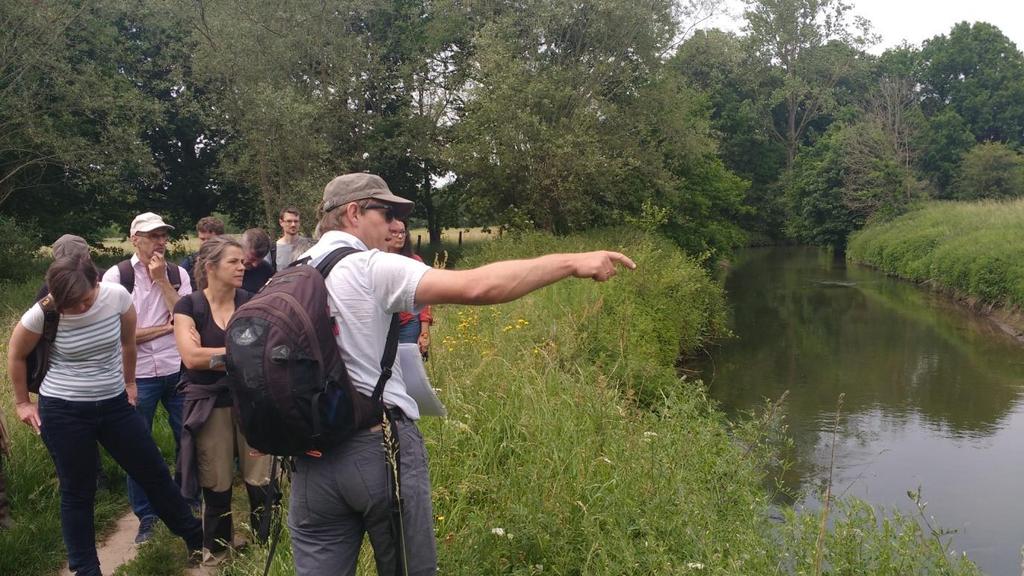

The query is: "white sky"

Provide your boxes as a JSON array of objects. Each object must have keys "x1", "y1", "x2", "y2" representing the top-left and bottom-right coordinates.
[{"x1": 697, "y1": 0, "x2": 1024, "y2": 55}]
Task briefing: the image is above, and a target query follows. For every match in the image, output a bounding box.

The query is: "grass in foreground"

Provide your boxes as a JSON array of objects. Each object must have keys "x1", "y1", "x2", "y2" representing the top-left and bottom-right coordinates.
[{"x1": 847, "y1": 199, "x2": 1024, "y2": 307}]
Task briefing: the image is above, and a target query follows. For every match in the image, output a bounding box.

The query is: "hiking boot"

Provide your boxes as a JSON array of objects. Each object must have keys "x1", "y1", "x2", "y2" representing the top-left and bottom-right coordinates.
[{"x1": 134, "y1": 515, "x2": 158, "y2": 545}]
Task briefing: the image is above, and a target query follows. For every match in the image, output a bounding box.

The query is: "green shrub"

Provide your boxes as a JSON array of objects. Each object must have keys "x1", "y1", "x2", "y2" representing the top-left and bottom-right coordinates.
[{"x1": 0, "y1": 215, "x2": 45, "y2": 281}]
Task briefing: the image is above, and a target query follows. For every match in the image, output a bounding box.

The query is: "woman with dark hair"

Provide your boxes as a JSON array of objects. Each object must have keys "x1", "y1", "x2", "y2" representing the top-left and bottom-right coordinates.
[
  {"x1": 385, "y1": 220, "x2": 432, "y2": 355},
  {"x1": 174, "y1": 236, "x2": 274, "y2": 565},
  {"x1": 7, "y1": 255, "x2": 201, "y2": 576}
]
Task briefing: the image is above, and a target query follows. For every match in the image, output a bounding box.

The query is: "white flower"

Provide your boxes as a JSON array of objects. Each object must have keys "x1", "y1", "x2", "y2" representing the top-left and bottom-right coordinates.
[
  {"x1": 491, "y1": 527, "x2": 505, "y2": 537},
  {"x1": 686, "y1": 562, "x2": 705, "y2": 570},
  {"x1": 643, "y1": 431, "x2": 658, "y2": 438}
]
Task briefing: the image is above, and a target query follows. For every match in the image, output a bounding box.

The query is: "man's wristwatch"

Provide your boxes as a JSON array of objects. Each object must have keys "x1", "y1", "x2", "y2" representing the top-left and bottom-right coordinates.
[{"x1": 209, "y1": 353, "x2": 226, "y2": 369}]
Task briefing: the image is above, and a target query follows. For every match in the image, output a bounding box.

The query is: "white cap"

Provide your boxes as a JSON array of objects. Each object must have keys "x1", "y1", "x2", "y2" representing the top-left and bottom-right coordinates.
[{"x1": 130, "y1": 212, "x2": 174, "y2": 236}]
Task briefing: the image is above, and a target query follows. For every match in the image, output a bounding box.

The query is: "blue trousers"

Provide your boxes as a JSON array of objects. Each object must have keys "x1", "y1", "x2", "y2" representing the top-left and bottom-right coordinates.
[
  {"x1": 128, "y1": 372, "x2": 185, "y2": 520},
  {"x1": 39, "y1": 392, "x2": 201, "y2": 576}
]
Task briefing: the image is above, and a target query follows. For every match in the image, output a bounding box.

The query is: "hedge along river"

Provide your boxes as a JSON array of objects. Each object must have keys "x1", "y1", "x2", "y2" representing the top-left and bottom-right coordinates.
[{"x1": 698, "y1": 246, "x2": 1024, "y2": 576}]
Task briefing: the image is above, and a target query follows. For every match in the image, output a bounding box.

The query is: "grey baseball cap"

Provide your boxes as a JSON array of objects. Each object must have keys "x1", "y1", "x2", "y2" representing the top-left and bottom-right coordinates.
[
  {"x1": 321, "y1": 173, "x2": 414, "y2": 218},
  {"x1": 51, "y1": 235, "x2": 90, "y2": 259}
]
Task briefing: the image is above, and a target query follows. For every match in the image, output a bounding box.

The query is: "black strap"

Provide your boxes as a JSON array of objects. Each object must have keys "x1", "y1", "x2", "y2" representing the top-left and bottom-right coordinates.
[
  {"x1": 373, "y1": 315, "x2": 401, "y2": 404},
  {"x1": 40, "y1": 295, "x2": 59, "y2": 343},
  {"x1": 269, "y1": 244, "x2": 277, "y2": 271},
  {"x1": 117, "y1": 259, "x2": 182, "y2": 293},
  {"x1": 386, "y1": 413, "x2": 407, "y2": 576},
  {"x1": 117, "y1": 260, "x2": 134, "y2": 293},
  {"x1": 262, "y1": 456, "x2": 286, "y2": 576}
]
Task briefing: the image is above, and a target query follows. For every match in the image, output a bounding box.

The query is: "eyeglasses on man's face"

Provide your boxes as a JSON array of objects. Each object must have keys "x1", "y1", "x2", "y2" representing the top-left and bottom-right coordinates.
[
  {"x1": 363, "y1": 203, "x2": 397, "y2": 223},
  {"x1": 138, "y1": 231, "x2": 170, "y2": 242}
]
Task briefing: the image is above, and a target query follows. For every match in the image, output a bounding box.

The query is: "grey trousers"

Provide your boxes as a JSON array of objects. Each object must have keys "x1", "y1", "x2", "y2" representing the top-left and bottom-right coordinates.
[{"x1": 288, "y1": 419, "x2": 437, "y2": 576}]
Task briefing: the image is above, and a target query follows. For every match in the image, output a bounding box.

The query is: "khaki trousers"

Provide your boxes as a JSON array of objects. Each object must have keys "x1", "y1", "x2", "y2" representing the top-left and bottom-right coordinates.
[{"x1": 196, "y1": 407, "x2": 272, "y2": 492}]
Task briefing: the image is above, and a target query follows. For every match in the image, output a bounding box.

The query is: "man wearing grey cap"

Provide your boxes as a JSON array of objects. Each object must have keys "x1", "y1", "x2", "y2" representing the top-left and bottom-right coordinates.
[
  {"x1": 102, "y1": 212, "x2": 193, "y2": 544},
  {"x1": 288, "y1": 173, "x2": 635, "y2": 576}
]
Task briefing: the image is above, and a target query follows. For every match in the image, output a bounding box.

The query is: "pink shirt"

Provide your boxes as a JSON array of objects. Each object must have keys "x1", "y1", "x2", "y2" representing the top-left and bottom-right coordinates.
[{"x1": 102, "y1": 254, "x2": 192, "y2": 378}]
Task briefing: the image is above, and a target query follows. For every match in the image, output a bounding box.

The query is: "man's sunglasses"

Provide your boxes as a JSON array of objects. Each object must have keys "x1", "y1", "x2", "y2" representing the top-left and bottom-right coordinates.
[{"x1": 363, "y1": 202, "x2": 397, "y2": 222}]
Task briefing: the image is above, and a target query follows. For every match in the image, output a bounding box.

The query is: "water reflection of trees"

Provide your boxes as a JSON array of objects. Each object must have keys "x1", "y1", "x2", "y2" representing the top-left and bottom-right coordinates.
[{"x1": 701, "y1": 247, "x2": 1024, "y2": 491}]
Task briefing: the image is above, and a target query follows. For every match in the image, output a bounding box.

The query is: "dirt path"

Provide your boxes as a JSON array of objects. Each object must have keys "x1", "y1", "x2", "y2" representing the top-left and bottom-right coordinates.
[
  {"x1": 58, "y1": 510, "x2": 214, "y2": 576},
  {"x1": 60, "y1": 511, "x2": 138, "y2": 576}
]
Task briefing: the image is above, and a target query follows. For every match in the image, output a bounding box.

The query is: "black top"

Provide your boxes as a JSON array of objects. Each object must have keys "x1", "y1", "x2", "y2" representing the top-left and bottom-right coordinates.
[
  {"x1": 242, "y1": 260, "x2": 274, "y2": 293},
  {"x1": 173, "y1": 289, "x2": 253, "y2": 406}
]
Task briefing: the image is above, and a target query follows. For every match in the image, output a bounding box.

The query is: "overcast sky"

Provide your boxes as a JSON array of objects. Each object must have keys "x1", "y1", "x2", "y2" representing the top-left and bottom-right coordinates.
[{"x1": 698, "y1": 0, "x2": 1024, "y2": 55}]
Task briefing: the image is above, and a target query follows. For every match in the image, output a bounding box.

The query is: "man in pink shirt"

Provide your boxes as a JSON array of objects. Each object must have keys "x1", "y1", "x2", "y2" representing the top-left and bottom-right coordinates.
[{"x1": 102, "y1": 212, "x2": 192, "y2": 544}]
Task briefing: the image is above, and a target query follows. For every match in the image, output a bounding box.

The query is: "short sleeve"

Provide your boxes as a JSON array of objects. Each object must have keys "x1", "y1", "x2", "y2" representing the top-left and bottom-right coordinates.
[
  {"x1": 173, "y1": 292, "x2": 196, "y2": 318},
  {"x1": 101, "y1": 265, "x2": 120, "y2": 285},
  {"x1": 177, "y1": 266, "x2": 193, "y2": 297},
  {"x1": 366, "y1": 252, "x2": 431, "y2": 314},
  {"x1": 19, "y1": 303, "x2": 45, "y2": 334},
  {"x1": 108, "y1": 283, "x2": 133, "y2": 314}
]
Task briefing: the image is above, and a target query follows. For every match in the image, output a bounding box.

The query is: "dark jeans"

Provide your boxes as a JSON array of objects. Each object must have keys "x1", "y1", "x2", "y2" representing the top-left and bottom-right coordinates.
[
  {"x1": 128, "y1": 372, "x2": 185, "y2": 520},
  {"x1": 39, "y1": 392, "x2": 201, "y2": 576}
]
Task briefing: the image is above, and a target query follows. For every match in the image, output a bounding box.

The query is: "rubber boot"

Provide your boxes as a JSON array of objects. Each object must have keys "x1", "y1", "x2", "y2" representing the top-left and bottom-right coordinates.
[
  {"x1": 201, "y1": 487, "x2": 232, "y2": 555},
  {"x1": 245, "y1": 481, "x2": 279, "y2": 544}
]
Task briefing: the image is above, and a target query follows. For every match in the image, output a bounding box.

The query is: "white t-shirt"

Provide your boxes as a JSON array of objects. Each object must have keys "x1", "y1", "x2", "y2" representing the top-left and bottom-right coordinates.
[
  {"x1": 21, "y1": 282, "x2": 133, "y2": 401},
  {"x1": 302, "y1": 231, "x2": 431, "y2": 419}
]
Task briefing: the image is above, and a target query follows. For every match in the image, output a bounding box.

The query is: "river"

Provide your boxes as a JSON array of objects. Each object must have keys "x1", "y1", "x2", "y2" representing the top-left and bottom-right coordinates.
[{"x1": 699, "y1": 246, "x2": 1024, "y2": 576}]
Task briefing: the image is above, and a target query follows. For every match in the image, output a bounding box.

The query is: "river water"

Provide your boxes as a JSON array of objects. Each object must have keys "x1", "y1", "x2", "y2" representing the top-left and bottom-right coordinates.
[{"x1": 699, "y1": 246, "x2": 1024, "y2": 576}]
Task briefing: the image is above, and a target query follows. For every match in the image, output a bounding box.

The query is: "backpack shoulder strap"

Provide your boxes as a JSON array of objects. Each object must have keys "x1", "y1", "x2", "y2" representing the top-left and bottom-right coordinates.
[
  {"x1": 371, "y1": 314, "x2": 400, "y2": 404},
  {"x1": 313, "y1": 246, "x2": 361, "y2": 277},
  {"x1": 39, "y1": 295, "x2": 60, "y2": 343},
  {"x1": 167, "y1": 264, "x2": 182, "y2": 290},
  {"x1": 269, "y1": 244, "x2": 278, "y2": 270},
  {"x1": 117, "y1": 260, "x2": 135, "y2": 294}
]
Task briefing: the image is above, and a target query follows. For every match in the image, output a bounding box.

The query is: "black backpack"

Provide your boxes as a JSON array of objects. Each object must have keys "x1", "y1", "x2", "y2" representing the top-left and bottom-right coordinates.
[
  {"x1": 224, "y1": 247, "x2": 400, "y2": 456},
  {"x1": 25, "y1": 295, "x2": 59, "y2": 394}
]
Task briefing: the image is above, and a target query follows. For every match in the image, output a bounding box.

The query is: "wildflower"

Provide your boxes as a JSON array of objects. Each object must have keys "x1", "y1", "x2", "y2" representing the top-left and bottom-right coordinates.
[
  {"x1": 491, "y1": 527, "x2": 505, "y2": 537},
  {"x1": 686, "y1": 562, "x2": 705, "y2": 570},
  {"x1": 598, "y1": 456, "x2": 613, "y2": 464},
  {"x1": 643, "y1": 431, "x2": 658, "y2": 438}
]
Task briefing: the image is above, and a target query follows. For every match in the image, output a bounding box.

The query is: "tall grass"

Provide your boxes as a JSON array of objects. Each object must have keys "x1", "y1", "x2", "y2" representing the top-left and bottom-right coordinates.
[{"x1": 847, "y1": 199, "x2": 1024, "y2": 307}]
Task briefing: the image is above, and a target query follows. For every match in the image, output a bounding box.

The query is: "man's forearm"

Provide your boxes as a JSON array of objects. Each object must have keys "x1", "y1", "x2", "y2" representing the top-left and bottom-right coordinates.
[
  {"x1": 156, "y1": 279, "x2": 181, "y2": 312},
  {"x1": 136, "y1": 324, "x2": 172, "y2": 343},
  {"x1": 457, "y1": 255, "x2": 576, "y2": 304}
]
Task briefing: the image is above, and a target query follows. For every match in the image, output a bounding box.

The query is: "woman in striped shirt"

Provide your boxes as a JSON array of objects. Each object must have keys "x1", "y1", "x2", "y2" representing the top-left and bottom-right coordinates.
[{"x1": 7, "y1": 255, "x2": 201, "y2": 576}]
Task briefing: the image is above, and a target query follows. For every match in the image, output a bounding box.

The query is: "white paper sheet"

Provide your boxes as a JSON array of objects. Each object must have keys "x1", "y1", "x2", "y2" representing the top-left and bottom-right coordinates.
[{"x1": 398, "y1": 343, "x2": 447, "y2": 417}]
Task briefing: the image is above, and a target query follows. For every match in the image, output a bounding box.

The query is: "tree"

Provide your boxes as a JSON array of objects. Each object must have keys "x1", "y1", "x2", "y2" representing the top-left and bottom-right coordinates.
[
  {"x1": 0, "y1": 1, "x2": 164, "y2": 241},
  {"x1": 913, "y1": 108, "x2": 975, "y2": 197},
  {"x1": 673, "y1": 29, "x2": 787, "y2": 239},
  {"x1": 918, "y1": 22, "x2": 1024, "y2": 145},
  {"x1": 952, "y1": 142, "x2": 1024, "y2": 200},
  {"x1": 742, "y1": 0, "x2": 876, "y2": 167}
]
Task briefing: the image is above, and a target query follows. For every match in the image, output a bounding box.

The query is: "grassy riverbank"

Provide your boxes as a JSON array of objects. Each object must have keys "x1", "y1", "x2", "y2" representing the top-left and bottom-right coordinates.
[
  {"x1": 3, "y1": 229, "x2": 980, "y2": 575},
  {"x1": 847, "y1": 200, "x2": 1024, "y2": 308}
]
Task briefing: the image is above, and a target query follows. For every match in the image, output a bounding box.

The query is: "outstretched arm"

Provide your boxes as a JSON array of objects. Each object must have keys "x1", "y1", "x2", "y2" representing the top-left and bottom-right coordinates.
[{"x1": 415, "y1": 251, "x2": 636, "y2": 306}]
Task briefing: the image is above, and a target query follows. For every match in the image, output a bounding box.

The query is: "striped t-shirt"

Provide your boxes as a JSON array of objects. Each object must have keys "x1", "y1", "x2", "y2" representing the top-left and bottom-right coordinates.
[{"x1": 21, "y1": 282, "x2": 133, "y2": 401}]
